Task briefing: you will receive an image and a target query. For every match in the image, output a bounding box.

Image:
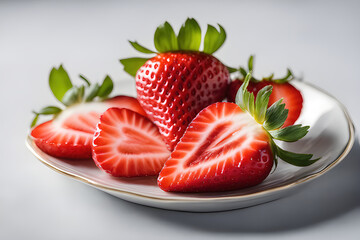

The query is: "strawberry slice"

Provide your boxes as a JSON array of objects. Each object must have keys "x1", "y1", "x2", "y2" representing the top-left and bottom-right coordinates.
[
  {"x1": 92, "y1": 108, "x2": 170, "y2": 177},
  {"x1": 61, "y1": 96, "x2": 146, "y2": 133},
  {"x1": 31, "y1": 96, "x2": 146, "y2": 159},
  {"x1": 158, "y1": 102, "x2": 272, "y2": 192},
  {"x1": 31, "y1": 120, "x2": 93, "y2": 159},
  {"x1": 158, "y1": 73, "x2": 318, "y2": 192}
]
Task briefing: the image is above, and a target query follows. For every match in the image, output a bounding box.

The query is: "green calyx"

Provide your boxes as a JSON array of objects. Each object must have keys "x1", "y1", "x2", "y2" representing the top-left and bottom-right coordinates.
[
  {"x1": 31, "y1": 65, "x2": 114, "y2": 127},
  {"x1": 120, "y1": 18, "x2": 226, "y2": 77},
  {"x1": 235, "y1": 73, "x2": 319, "y2": 167},
  {"x1": 229, "y1": 55, "x2": 295, "y2": 84}
]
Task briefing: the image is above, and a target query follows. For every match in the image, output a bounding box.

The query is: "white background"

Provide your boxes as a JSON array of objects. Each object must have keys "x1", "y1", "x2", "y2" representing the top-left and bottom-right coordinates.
[{"x1": 0, "y1": 0, "x2": 359, "y2": 239}]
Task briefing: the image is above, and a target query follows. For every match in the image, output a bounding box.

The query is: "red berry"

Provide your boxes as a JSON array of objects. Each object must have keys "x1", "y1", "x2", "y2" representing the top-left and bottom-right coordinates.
[
  {"x1": 136, "y1": 52, "x2": 229, "y2": 151},
  {"x1": 30, "y1": 96, "x2": 146, "y2": 159},
  {"x1": 92, "y1": 108, "x2": 170, "y2": 177},
  {"x1": 227, "y1": 79, "x2": 303, "y2": 127},
  {"x1": 158, "y1": 102, "x2": 273, "y2": 192}
]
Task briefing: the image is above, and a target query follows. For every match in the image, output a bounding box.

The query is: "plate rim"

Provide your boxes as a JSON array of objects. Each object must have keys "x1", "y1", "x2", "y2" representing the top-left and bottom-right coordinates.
[{"x1": 25, "y1": 81, "x2": 355, "y2": 202}]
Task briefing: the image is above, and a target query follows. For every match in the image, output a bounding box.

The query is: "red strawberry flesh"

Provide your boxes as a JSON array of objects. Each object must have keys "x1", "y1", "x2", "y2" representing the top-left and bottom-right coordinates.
[
  {"x1": 92, "y1": 108, "x2": 170, "y2": 177},
  {"x1": 158, "y1": 102, "x2": 273, "y2": 192},
  {"x1": 30, "y1": 96, "x2": 146, "y2": 159}
]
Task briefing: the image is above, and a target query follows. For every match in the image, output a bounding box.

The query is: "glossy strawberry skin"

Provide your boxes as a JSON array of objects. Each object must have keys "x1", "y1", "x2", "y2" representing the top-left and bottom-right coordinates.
[
  {"x1": 158, "y1": 102, "x2": 273, "y2": 192},
  {"x1": 136, "y1": 51, "x2": 229, "y2": 151},
  {"x1": 267, "y1": 82, "x2": 303, "y2": 127},
  {"x1": 30, "y1": 96, "x2": 146, "y2": 159},
  {"x1": 92, "y1": 108, "x2": 170, "y2": 177},
  {"x1": 227, "y1": 79, "x2": 302, "y2": 127}
]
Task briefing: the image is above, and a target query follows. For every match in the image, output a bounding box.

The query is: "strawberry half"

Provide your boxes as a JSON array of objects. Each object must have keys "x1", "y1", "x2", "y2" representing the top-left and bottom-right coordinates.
[
  {"x1": 227, "y1": 56, "x2": 303, "y2": 127},
  {"x1": 92, "y1": 108, "x2": 170, "y2": 177},
  {"x1": 30, "y1": 65, "x2": 146, "y2": 159},
  {"x1": 158, "y1": 102, "x2": 273, "y2": 192},
  {"x1": 158, "y1": 73, "x2": 318, "y2": 192},
  {"x1": 120, "y1": 18, "x2": 229, "y2": 151}
]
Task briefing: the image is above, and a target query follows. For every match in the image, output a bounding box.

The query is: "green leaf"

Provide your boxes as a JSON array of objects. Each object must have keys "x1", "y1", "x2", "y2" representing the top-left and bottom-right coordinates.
[
  {"x1": 248, "y1": 55, "x2": 254, "y2": 72},
  {"x1": 178, "y1": 18, "x2": 201, "y2": 51},
  {"x1": 239, "y1": 67, "x2": 248, "y2": 78},
  {"x1": 203, "y1": 24, "x2": 226, "y2": 54},
  {"x1": 254, "y1": 85, "x2": 272, "y2": 123},
  {"x1": 235, "y1": 73, "x2": 251, "y2": 111},
  {"x1": 263, "y1": 99, "x2": 288, "y2": 130},
  {"x1": 263, "y1": 73, "x2": 274, "y2": 81},
  {"x1": 85, "y1": 83, "x2": 100, "y2": 102},
  {"x1": 98, "y1": 75, "x2": 113, "y2": 98},
  {"x1": 62, "y1": 86, "x2": 80, "y2": 106},
  {"x1": 30, "y1": 114, "x2": 39, "y2": 128},
  {"x1": 129, "y1": 41, "x2": 156, "y2": 54},
  {"x1": 227, "y1": 66, "x2": 238, "y2": 73},
  {"x1": 275, "y1": 144, "x2": 319, "y2": 166},
  {"x1": 49, "y1": 65, "x2": 73, "y2": 103},
  {"x1": 272, "y1": 68, "x2": 294, "y2": 83},
  {"x1": 37, "y1": 106, "x2": 62, "y2": 115},
  {"x1": 31, "y1": 106, "x2": 62, "y2": 128},
  {"x1": 247, "y1": 92, "x2": 255, "y2": 116},
  {"x1": 270, "y1": 125, "x2": 310, "y2": 142},
  {"x1": 120, "y1": 57, "x2": 149, "y2": 77},
  {"x1": 154, "y1": 21, "x2": 178, "y2": 52},
  {"x1": 79, "y1": 74, "x2": 91, "y2": 86},
  {"x1": 78, "y1": 85, "x2": 85, "y2": 102}
]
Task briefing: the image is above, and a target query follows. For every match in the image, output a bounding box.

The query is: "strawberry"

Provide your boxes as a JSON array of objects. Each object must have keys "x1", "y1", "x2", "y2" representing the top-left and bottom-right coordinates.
[
  {"x1": 227, "y1": 56, "x2": 303, "y2": 127},
  {"x1": 120, "y1": 18, "x2": 230, "y2": 151},
  {"x1": 92, "y1": 108, "x2": 170, "y2": 177},
  {"x1": 266, "y1": 81, "x2": 303, "y2": 127},
  {"x1": 30, "y1": 65, "x2": 146, "y2": 159},
  {"x1": 158, "y1": 73, "x2": 318, "y2": 192}
]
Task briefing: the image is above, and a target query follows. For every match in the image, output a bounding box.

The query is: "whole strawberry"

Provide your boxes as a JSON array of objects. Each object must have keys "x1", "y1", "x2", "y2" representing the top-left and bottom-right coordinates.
[
  {"x1": 227, "y1": 56, "x2": 302, "y2": 127},
  {"x1": 120, "y1": 18, "x2": 230, "y2": 151}
]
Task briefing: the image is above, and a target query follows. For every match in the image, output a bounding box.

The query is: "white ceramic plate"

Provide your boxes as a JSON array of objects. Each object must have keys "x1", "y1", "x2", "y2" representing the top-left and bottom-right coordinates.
[{"x1": 26, "y1": 80, "x2": 355, "y2": 212}]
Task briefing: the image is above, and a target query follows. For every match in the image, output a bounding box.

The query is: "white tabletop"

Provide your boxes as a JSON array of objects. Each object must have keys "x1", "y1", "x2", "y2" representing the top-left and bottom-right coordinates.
[{"x1": 1, "y1": 0, "x2": 359, "y2": 239}]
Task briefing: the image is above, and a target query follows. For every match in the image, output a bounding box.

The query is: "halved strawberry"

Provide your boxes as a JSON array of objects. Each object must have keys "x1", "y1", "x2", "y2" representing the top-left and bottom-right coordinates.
[
  {"x1": 158, "y1": 73, "x2": 318, "y2": 192},
  {"x1": 120, "y1": 18, "x2": 229, "y2": 151},
  {"x1": 92, "y1": 108, "x2": 170, "y2": 177},
  {"x1": 227, "y1": 56, "x2": 302, "y2": 127},
  {"x1": 61, "y1": 96, "x2": 146, "y2": 133},
  {"x1": 31, "y1": 120, "x2": 93, "y2": 159},
  {"x1": 158, "y1": 102, "x2": 273, "y2": 192},
  {"x1": 30, "y1": 65, "x2": 146, "y2": 159},
  {"x1": 31, "y1": 96, "x2": 145, "y2": 159}
]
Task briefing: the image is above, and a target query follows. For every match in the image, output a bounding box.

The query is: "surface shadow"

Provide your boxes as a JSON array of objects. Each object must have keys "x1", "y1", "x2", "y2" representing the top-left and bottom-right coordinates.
[{"x1": 103, "y1": 138, "x2": 360, "y2": 233}]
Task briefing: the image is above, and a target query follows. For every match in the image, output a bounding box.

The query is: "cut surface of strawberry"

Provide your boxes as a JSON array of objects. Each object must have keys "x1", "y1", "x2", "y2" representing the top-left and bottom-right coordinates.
[
  {"x1": 92, "y1": 108, "x2": 170, "y2": 177},
  {"x1": 158, "y1": 102, "x2": 273, "y2": 192},
  {"x1": 31, "y1": 96, "x2": 145, "y2": 159},
  {"x1": 60, "y1": 96, "x2": 146, "y2": 134},
  {"x1": 30, "y1": 65, "x2": 147, "y2": 160},
  {"x1": 120, "y1": 18, "x2": 230, "y2": 151},
  {"x1": 31, "y1": 120, "x2": 93, "y2": 159},
  {"x1": 158, "y1": 73, "x2": 318, "y2": 192}
]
